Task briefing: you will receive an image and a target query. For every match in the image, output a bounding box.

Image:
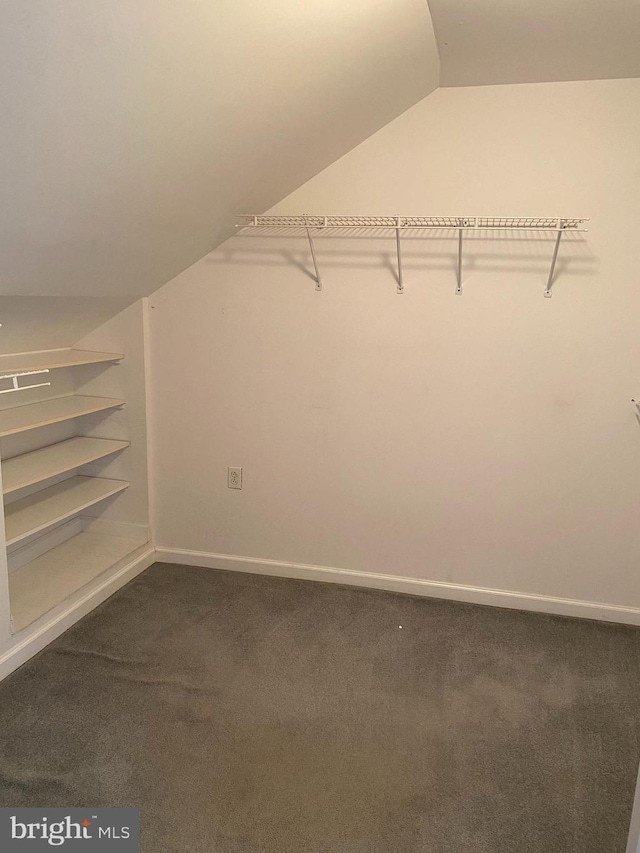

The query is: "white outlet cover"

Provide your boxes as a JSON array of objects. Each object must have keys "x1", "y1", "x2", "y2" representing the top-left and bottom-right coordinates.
[{"x1": 228, "y1": 467, "x2": 242, "y2": 489}]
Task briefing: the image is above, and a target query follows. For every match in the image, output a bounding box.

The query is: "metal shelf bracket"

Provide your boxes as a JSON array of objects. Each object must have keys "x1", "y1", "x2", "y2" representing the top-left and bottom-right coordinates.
[
  {"x1": 395, "y1": 215, "x2": 403, "y2": 294},
  {"x1": 0, "y1": 369, "x2": 51, "y2": 395},
  {"x1": 303, "y1": 214, "x2": 322, "y2": 291},
  {"x1": 544, "y1": 219, "x2": 566, "y2": 298}
]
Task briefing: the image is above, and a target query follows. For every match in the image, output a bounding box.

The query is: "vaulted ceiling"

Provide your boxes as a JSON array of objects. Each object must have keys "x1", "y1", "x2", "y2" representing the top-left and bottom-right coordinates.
[
  {"x1": 2, "y1": 1, "x2": 640, "y2": 352},
  {"x1": 0, "y1": 0, "x2": 438, "y2": 351}
]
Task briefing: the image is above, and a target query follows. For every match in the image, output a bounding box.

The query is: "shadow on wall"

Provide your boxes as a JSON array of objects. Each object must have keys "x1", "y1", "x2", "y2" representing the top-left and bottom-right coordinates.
[{"x1": 209, "y1": 231, "x2": 597, "y2": 293}]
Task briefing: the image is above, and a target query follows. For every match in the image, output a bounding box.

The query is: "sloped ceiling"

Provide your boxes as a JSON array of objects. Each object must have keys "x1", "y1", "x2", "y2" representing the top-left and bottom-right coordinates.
[
  {"x1": 0, "y1": 0, "x2": 439, "y2": 352},
  {"x1": 428, "y1": 0, "x2": 640, "y2": 87}
]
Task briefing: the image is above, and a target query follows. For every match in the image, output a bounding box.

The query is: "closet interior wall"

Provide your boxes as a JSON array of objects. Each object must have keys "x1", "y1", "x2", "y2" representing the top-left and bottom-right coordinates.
[{"x1": 149, "y1": 78, "x2": 640, "y2": 618}]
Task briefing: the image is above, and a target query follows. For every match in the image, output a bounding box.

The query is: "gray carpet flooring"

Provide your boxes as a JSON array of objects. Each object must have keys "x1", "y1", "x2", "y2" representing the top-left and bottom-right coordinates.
[{"x1": 0, "y1": 563, "x2": 639, "y2": 852}]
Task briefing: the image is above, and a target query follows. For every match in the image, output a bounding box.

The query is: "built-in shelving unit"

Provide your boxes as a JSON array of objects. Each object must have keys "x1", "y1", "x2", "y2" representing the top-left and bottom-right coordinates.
[
  {"x1": 0, "y1": 348, "x2": 138, "y2": 637},
  {"x1": 0, "y1": 395, "x2": 125, "y2": 438},
  {"x1": 1, "y1": 437, "x2": 130, "y2": 495},
  {"x1": 5, "y1": 476, "x2": 129, "y2": 546},
  {"x1": 0, "y1": 348, "x2": 123, "y2": 376},
  {"x1": 9, "y1": 531, "x2": 142, "y2": 631}
]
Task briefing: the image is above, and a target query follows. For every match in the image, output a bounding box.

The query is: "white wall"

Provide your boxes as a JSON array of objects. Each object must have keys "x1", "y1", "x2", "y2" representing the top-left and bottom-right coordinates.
[
  {"x1": 149, "y1": 79, "x2": 640, "y2": 612},
  {"x1": 0, "y1": 296, "x2": 130, "y2": 355}
]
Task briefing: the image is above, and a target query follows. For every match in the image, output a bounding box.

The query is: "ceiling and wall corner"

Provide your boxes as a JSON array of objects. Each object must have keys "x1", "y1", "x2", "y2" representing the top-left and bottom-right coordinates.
[
  {"x1": 0, "y1": 0, "x2": 439, "y2": 353},
  {"x1": 428, "y1": 0, "x2": 640, "y2": 86},
  {"x1": 2, "y1": 1, "x2": 640, "y2": 353}
]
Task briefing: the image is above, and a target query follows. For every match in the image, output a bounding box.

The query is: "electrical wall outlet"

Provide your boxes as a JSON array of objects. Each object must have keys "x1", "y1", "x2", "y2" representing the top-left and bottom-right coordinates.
[{"x1": 228, "y1": 467, "x2": 242, "y2": 489}]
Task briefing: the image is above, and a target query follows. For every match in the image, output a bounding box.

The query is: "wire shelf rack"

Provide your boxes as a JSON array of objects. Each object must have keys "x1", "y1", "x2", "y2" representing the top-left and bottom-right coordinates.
[{"x1": 235, "y1": 215, "x2": 589, "y2": 296}]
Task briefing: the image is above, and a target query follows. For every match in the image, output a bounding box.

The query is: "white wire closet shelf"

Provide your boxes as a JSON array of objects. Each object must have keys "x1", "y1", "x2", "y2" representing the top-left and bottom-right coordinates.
[{"x1": 236, "y1": 214, "x2": 589, "y2": 297}]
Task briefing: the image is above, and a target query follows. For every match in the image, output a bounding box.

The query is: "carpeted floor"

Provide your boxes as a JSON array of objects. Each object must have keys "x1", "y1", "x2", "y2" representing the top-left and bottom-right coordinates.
[{"x1": 0, "y1": 563, "x2": 639, "y2": 852}]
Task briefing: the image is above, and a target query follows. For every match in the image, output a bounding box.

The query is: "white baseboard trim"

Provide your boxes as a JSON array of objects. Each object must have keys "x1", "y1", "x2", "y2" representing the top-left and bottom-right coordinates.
[
  {"x1": 0, "y1": 544, "x2": 155, "y2": 682},
  {"x1": 155, "y1": 547, "x2": 640, "y2": 626}
]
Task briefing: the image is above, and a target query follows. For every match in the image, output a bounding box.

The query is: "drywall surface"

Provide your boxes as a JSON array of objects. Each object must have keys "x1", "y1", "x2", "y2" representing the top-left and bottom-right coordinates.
[
  {"x1": 0, "y1": 0, "x2": 438, "y2": 352},
  {"x1": 0, "y1": 297, "x2": 130, "y2": 355},
  {"x1": 428, "y1": 0, "x2": 640, "y2": 87},
  {"x1": 149, "y1": 79, "x2": 640, "y2": 610},
  {"x1": 73, "y1": 299, "x2": 150, "y2": 535}
]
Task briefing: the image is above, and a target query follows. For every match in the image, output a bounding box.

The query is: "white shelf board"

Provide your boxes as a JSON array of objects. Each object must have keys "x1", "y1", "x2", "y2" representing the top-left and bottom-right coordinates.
[
  {"x1": 0, "y1": 395, "x2": 125, "y2": 438},
  {"x1": 4, "y1": 475, "x2": 129, "y2": 546},
  {"x1": 0, "y1": 348, "x2": 123, "y2": 377},
  {"x1": 2, "y1": 437, "x2": 130, "y2": 495},
  {"x1": 9, "y1": 530, "x2": 143, "y2": 631}
]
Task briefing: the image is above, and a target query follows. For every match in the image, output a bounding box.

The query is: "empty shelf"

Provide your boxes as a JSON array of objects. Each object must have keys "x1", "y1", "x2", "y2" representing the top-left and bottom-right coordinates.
[
  {"x1": 9, "y1": 530, "x2": 143, "y2": 631},
  {"x1": 5, "y1": 475, "x2": 129, "y2": 546},
  {"x1": 2, "y1": 437, "x2": 130, "y2": 495},
  {"x1": 0, "y1": 348, "x2": 123, "y2": 377},
  {"x1": 0, "y1": 395, "x2": 125, "y2": 438}
]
